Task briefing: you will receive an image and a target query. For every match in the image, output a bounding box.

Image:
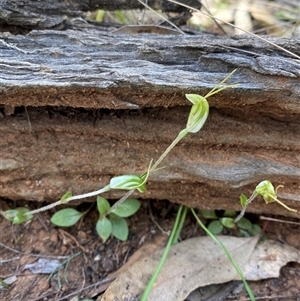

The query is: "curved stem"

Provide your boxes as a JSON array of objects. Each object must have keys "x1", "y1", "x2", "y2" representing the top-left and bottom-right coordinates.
[
  {"x1": 106, "y1": 189, "x2": 135, "y2": 215},
  {"x1": 25, "y1": 185, "x2": 111, "y2": 216},
  {"x1": 235, "y1": 192, "x2": 258, "y2": 222},
  {"x1": 150, "y1": 129, "x2": 188, "y2": 172},
  {"x1": 268, "y1": 195, "x2": 297, "y2": 212}
]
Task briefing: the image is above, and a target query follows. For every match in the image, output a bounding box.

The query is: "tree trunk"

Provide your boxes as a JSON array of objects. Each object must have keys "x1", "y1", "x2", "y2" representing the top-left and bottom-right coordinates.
[{"x1": 0, "y1": 2, "x2": 299, "y2": 217}]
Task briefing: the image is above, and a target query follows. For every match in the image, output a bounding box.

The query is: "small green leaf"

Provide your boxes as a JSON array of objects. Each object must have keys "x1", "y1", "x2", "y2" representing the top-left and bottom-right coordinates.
[
  {"x1": 240, "y1": 194, "x2": 248, "y2": 207},
  {"x1": 239, "y1": 229, "x2": 251, "y2": 237},
  {"x1": 51, "y1": 208, "x2": 84, "y2": 227},
  {"x1": 5, "y1": 208, "x2": 33, "y2": 224},
  {"x1": 207, "y1": 220, "x2": 223, "y2": 235},
  {"x1": 60, "y1": 191, "x2": 72, "y2": 203},
  {"x1": 95, "y1": 9, "x2": 105, "y2": 22},
  {"x1": 110, "y1": 214, "x2": 129, "y2": 241},
  {"x1": 199, "y1": 209, "x2": 218, "y2": 219},
  {"x1": 223, "y1": 210, "x2": 237, "y2": 217},
  {"x1": 96, "y1": 217, "x2": 112, "y2": 242},
  {"x1": 236, "y1": 217, "x2": 253, "y2": 230},
  {"x1": 110, "y1": 174, "x2": 146, "y2": 193},
  {"x1": 115, "y1": 10, "x2": 125, "y2": 23},
  {"x1": 220, "y1": 217, "x2": 235, "y2": 229},
  {"x1": 97, "y1": 196, "x2": 111, "y2": 216},
  {"x1": 248, "y1": 224, "x2": 261, "y2": 236},
  {"x1": 111, "y1": 199, "x2": 141, "y2": 217}
]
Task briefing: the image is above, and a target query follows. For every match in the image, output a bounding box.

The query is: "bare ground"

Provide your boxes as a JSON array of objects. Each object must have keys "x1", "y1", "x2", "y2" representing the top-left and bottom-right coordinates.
[{"x1": 0, "y1": 198, "x2": 299, "y2": 301}]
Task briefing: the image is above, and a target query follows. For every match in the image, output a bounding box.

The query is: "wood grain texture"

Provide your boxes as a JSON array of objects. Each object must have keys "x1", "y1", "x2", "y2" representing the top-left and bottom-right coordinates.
[{"x1": 0, "y1": 20, "x2": 299, "y2": 217}]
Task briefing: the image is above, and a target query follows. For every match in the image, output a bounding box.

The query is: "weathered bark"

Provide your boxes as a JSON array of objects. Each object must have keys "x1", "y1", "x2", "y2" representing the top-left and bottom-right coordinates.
[{"x1": 0, "y1": 14, "x2": 299, "y2": 217}]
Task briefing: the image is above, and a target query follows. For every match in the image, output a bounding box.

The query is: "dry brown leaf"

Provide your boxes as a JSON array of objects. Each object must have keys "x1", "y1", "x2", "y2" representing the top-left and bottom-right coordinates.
[
  {"x1": 101, "y1": 236, "x2": 300, "y2": 301},
  {"x1": 244, "y1": 239, "x2": 300, "y2": 280},
  {"x1": 101, "y1": 235, "x2": 259, "y2": 301},
  {"x1": 111, "y1": 234, "x2": 168, "y2": 277},
  {"x1": 91, "y1": 235, "x2": 168, "y2": 297}
]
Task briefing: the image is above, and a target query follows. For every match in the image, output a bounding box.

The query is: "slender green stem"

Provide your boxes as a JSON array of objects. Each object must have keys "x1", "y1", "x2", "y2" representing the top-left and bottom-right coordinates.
[
  {"x1": 205, "y1": 84, "x2": 239, "y2": 98},
  {"x1": 25, "y1": 185, "x2": 111, "y2": 216},
  {"x1": 205, "y1": 69, "x2": 237, "y2": 98},
  {"x1": 235, "y1": 191, "x2": 258, "y2": 222},
  {"x1": 191, "y1": 208, "x2": 255, "y2": 301},
  {"x1": 106, "y1": 189, "x2": 135, "y2": 215},
  {"x1": 109, "y1": 130, "x2": 188, "y2": 210},
  {"x1": 267, "y1": 194, "x2": 297, "y2": 212},
  {"x1": 150, "y1": 129, "x2": 188, "y2": 172},
  {"x1": 140, "y1": 205, "x2": 184, "y2": 301},
  {"x1": 172, "y1": 206, "x2": 188, "y2": 244}
]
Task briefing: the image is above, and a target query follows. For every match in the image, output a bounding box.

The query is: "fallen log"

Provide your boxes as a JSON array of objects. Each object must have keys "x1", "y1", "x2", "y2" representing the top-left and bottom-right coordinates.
[{"x1": 0, "y1": 21, "x2": 299, "y2": 217}]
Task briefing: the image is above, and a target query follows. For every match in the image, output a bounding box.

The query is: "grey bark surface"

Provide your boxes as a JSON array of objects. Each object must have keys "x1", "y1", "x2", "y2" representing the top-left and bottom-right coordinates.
[{"x1": 0, "y1": 20, "x2": 299, "y2": 217}]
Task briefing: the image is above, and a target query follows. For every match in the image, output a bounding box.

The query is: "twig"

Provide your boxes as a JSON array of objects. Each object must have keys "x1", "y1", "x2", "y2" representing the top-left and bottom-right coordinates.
[
  {"x1": 81, "y1": 267, "x2": 86, "y2": 290},
  {"x1": 58, "y1": 229, "x2": 86, "y2": 253},
  {"x1": 260, "y1": 216, "x2": 300, "y2": 225},
  {"x1": 19, "y1": 275, "x2": 40, "y2": 301},
  {"x1": 0, "y1": 257, "x2": 20, "y2": 263},
  {"x1": 167, "y1": 0, "x2": 300, "y2": 60},
  {"x1": 137, "y1": 0, "x2": 185, "y2": 34},
  {"x1": 35, "y1": 212, "x2": 49, "y2": 231},
  {"x1": 149, "y1": 204, "x2": 170, "y2": 235},
  {"x1": 54, "y1": 277, "x2": 116, "y2": 301},
  {"x1": 24, "y1": 106, "x2": 32, "y2": 133},
  {"x1": 0, "y1": 242, "x2": 70, "y2": 259}
]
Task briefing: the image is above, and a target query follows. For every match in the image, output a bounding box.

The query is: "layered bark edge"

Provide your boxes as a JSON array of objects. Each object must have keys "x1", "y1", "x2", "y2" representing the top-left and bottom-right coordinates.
[{"x1": 0, "y1": 25, "x2": 299, "y2": 218}]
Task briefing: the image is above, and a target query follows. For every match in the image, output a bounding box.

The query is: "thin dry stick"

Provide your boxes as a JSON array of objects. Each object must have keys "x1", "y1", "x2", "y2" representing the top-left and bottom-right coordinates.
[
  {"x1": 149, "y1": 204, "x2": 170, "y2": 235},
  {"x1": 0, "y1": 242, "x2": 70, "y2": 259},
  {"x1": 81, "y1": 267, "x2": 86, "y2": 290},
  {"x1": 167, "y1": 0, "x2": 300, "y2": 60},
  {"x1": 260, "y1": 216, "x2": 300, "y2": 225},
  {"x1": 107, "y1": 189, "x2": 135, "y2": 215},
  {"x1": 137, "y1": 0, "x2": 185, "y2": 34},
  {"x1": 24, "y1": 106, "x2": 32, "y2": 133},
  {"x1": 58, "y1": 229, "x2": 86, "y2": 253},
  {"x1": 54, "y1": 277, "x2": 116, "y2": 301}
]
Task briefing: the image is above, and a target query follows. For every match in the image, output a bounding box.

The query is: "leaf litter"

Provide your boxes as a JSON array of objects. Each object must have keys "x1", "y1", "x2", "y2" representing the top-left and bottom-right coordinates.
[{"x1": 101, "y1": 235, "x2": 300, "y2": 301}]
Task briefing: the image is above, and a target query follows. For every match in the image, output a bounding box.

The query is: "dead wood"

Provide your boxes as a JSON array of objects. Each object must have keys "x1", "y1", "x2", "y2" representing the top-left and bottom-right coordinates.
[
  {"x1": 0, "y1": 0, "x2": 200, "y2": 29},
  {"x1": 0, "y1": 21, "x2": 299, "y2": 217}
]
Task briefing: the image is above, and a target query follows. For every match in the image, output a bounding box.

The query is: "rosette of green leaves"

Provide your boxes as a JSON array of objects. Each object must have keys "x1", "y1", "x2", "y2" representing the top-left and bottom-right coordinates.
[{"x1": 96, "y1": 197, "x2": 141, "y2": 242}]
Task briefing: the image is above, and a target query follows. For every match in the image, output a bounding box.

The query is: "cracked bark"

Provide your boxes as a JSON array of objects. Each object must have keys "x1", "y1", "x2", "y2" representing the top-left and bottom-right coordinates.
[{"x1": 0, "y1": 3, "x2": 299, "y2": 217}]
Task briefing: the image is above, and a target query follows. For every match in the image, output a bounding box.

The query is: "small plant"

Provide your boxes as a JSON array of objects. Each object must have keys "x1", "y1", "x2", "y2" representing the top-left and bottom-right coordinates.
[
  {"x1": 50, "y1": 197, "x2": 141, "y2": 242},
  {"x1": 4, "y1": 207, "x2": 33, "y2": 224},
  {"x1": 235, "y1": 180, "x2": 297, "y2": 222},
  {"x1": 4, "y1": 69, "x2": 234, "y2": 235},
  {"x1": 95, "y1": 197, "x2": 141, "y2": 241},
  {"x1": 199, "y1": 209, "x2": 261, "y2": 236},
  {"x1": 47, "y1": 252, "x2": 81, "y2": 289}
]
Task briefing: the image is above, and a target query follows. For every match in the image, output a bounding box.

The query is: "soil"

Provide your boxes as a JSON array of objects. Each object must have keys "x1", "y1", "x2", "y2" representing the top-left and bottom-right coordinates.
[{"x1": 0, "y1": 198, "x2": 299, "y2": 301}]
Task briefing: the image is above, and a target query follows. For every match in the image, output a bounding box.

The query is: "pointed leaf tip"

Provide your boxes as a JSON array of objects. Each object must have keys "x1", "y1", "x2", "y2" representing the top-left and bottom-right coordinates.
[{"x1": 51, "y1": 208, "x2": 84, "y2": 227}]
